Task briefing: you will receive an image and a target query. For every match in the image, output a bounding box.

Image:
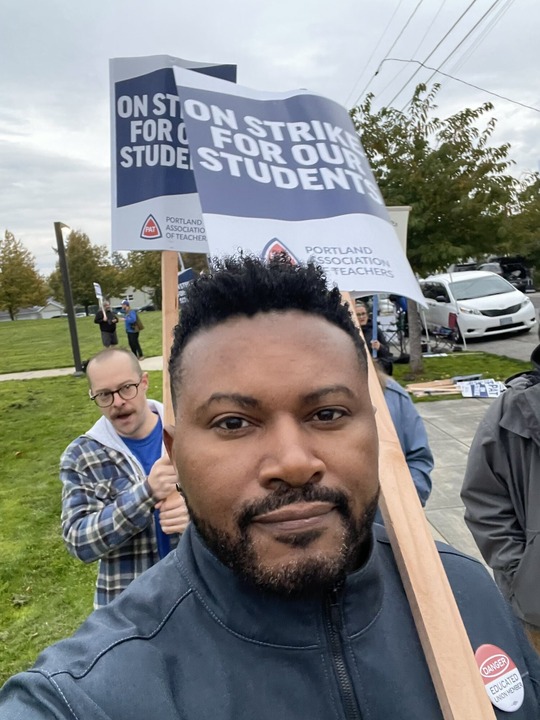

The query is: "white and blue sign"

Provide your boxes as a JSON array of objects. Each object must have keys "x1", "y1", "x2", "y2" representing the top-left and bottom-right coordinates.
[
  {"x1": 110, "y1": 55, "x2": 236, "y2": 252},
  {"x1": 174, "y1": 68, "x2": 424, "y2": 302},
  {"x1": 178, "y1": 267, "x2": 197, "y2": 305}
]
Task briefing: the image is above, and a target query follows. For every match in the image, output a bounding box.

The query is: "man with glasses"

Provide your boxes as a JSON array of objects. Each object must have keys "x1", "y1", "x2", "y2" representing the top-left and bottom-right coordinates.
[{"x1": 60, "y1": 348, "x2": 188, "y2": 608}]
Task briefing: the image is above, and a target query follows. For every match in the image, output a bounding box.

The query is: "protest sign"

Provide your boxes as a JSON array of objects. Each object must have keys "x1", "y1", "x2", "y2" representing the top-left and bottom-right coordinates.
[
  {"x1": 110, "y1": 55, "x2": 236, "y2": 253},
  {"x1": 93, "y1": 282, "x2": 104, "y2": 311},
  {"x1": 388, "y1": 206, "x2": 411, "y2": 253},
  {"x1": 173, "y1": 68, "x2": 424, "y2": 304},
  {"x1": 178, "y1": 267, "x2": 197, "y2": 306},
  {"x1": 457, "y1": 379, "x2": 506, "y2": 398}
]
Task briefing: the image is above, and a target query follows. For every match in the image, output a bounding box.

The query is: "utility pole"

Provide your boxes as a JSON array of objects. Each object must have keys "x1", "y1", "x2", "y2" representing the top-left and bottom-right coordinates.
[{"x1": 54, "y1": 222, "x2": 84, "y2": 376}]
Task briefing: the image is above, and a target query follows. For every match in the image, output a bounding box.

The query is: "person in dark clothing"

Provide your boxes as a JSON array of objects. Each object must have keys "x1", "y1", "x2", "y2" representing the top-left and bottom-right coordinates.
[
  {"x1": 462, "y1": 344, "x2": 540, "y2": 653},
  {"x1": 355, "y1": 301, "x2": 394, "y2": 375},
  {"x1": 122, "y1": 300, "x2": 144, "y2": 360},
  {"x1": 93, "y1": 301, "x2": 118, "y2": 347}
]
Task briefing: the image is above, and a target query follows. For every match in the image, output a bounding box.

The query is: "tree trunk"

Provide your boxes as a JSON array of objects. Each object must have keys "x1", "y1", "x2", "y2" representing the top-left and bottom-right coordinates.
[{"x1": 407, "y1": 300, "x2": 424, "y2": 376}]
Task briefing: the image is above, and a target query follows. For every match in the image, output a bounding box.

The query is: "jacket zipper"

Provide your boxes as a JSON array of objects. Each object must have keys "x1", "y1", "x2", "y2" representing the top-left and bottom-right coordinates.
[{"x1": 324, "y1": 589, "x2": 363, "y2": 720}]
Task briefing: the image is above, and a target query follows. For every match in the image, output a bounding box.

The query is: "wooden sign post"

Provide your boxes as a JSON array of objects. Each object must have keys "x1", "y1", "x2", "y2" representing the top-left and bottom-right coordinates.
[
  {"x1": 161, "y1": 251, "x2": 180, "y2": 426},
  {"x1": 344, "y1": 292, "x2": 494, "y2": 719}
]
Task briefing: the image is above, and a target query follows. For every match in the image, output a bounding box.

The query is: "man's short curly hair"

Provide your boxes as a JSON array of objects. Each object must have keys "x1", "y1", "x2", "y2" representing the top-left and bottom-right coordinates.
[{"x1": 169, "y1": 254, "x2": 367, "y2": 402}]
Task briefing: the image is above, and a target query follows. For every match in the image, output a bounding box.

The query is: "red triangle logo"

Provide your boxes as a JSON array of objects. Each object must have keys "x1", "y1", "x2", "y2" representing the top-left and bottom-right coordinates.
[
  {"x1": 260, "y1": 238, "x2": 299, "y2": 265},
  {"x1": 140, "y1": 215, "x2": 162, "y2": 240}
]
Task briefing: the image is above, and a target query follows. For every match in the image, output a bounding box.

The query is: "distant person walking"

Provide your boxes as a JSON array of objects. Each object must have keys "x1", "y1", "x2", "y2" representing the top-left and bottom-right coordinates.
[
  {"x1": 94, "y1": 301, "x2": 118, "y2": 348},
  {"x1": 122, "y1": 300, "x2": 144, "y2": 360}
]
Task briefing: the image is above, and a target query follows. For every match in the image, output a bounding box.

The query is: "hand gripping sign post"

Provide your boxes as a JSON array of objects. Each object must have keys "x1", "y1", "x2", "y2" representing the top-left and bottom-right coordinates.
[
  {"x1": 110, "y1": 55, "x2": 236, "y2": 424},
  {"x1": 174, "y1": 68, "x2": 496, "y2": 719}
]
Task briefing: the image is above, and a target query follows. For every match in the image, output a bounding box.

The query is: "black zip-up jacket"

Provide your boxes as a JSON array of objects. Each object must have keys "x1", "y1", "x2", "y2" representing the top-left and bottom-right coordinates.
[{"x1": 1, "y1": 524, "x2": 540, "y2": 718}]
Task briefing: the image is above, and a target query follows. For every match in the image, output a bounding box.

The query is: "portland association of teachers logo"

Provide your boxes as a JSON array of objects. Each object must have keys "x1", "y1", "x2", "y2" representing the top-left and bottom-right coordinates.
[
  {"x1": 140, "y1": 214, "x2": 162, "y2": 240},
  {"x1": 261, "y1": 238, "x2": 300, "y2": 265}
]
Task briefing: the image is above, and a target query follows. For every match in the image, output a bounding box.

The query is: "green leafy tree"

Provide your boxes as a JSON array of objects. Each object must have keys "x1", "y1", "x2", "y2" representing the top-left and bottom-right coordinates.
[
  {"x1": 111, "y1": 251, "x2": 129, "y2": 271},
  {"x1": 124, "y1": 251, "x2": 162, "y2": 309},
  {"x1": 351, "y1": 84, "x2": 518, "y2": 275},
  {"x1": 123, "y1": 251, "x2": 208, "y2": 310},
  {"x1": 351, "y1": 84, "x2": 519, "y2": 373},
  {"x1": 49, "y1": 231, "x2": 125, "y2": 313},
  {"x1": 0, "y1": 230, "x2": 48, "y2": 320},
  {"x1": 503, "y1": 173, "x2": 540, "y2": 269}
]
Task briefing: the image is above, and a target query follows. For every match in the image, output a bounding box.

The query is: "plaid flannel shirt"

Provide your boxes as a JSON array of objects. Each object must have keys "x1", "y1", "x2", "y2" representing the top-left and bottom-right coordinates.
[{"x1": 60, "y1": 402, "x2": 179, "y2": 608}]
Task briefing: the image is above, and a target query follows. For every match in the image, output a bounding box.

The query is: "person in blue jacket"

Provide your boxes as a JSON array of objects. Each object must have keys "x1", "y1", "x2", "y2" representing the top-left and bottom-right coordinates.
[
  {"x1": 379, "y1": 368, "x2": 433, "y2": 508},
  {"x1": 1, "y1": 256, "x2": 539, "y2": 719},
  {"x1": 122, "y1": 300, "x2": 144, "y2": 360}
]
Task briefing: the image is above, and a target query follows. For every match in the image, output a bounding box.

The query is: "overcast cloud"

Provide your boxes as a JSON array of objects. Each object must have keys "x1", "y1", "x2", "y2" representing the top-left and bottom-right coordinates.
[{"x1": 1, "y1": 0, "x2": 538, "y2": 275}]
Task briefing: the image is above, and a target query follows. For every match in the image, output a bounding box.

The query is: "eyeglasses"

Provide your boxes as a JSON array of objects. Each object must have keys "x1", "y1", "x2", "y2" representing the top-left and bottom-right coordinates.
[{"x1": 89, "y1": 381, "x2": 142, "y2": 408}]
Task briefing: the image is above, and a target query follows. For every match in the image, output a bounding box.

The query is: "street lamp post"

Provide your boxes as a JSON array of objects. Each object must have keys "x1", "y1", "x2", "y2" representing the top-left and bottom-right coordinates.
[{"x1": 54, "y1": 222, "x2": 84, "y2": 376}]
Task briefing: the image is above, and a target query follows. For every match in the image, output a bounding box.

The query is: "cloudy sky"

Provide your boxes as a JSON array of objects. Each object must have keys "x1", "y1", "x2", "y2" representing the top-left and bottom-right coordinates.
[{"x1": 1, "y1": 0, "x2": 538, "y2": 275}]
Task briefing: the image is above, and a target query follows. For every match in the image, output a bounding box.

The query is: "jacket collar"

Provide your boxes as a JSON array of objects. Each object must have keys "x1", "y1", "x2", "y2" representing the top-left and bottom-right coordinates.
[{"x1": 175, "y1": 523, "x2": 385, "y2": 647}]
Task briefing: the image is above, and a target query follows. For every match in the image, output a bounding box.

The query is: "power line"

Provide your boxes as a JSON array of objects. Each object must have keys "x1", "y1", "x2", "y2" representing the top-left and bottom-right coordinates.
[
  {"x1": 343, "y1": 0, "x2": 406, "y2": 107},
  {"x1": 448, "y1": 0, "x2": 515, "y2": 77},
  {"x1": 386, "y1": 0, "x2": 480, "y2": 107},
  {"x1": 379, "y1": 58, "x2": 540, "y2": 113},
  {"x1": 419, "y1": 0, "x2": 506, "y2": 93},
  {"x1": 351, "y1": 0, "x2": 426, "y2": 106},
  {"x1": 381, "y1": 0, "x2": 426, "y2": 62},
  {"x1": 375, "y1": 0, "x2": 448, "y2": 103}
]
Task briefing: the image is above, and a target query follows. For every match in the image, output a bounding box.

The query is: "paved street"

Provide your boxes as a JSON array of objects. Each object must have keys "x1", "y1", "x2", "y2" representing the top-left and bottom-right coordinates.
[{"x1": 462, "y1": 329, "x2": 538, "y2": 363}]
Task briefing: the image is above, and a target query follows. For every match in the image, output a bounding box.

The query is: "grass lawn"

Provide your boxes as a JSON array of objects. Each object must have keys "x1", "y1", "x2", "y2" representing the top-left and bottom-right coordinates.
[
  {"x1": 0, "y1": 372, "x2": 164, "y2": 684},
  {"x1": 0, "y1": 312, "x2": 164, "y2": 374},
  {"x1": 393, "y1": 351, "x2": 531, "y2": 402}
]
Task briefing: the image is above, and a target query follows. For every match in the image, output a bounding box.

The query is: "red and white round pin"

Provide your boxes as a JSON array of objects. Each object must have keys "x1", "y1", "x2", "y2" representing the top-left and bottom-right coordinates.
[{"x1": 475, "y1": 644, "x2": 524, "y2": 712}]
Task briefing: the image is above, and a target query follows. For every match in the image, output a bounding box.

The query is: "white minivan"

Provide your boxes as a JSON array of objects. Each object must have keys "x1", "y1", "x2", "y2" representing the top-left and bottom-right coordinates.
[{"x1": 419, "y1": 270, "x2": 536, "y2": 340}]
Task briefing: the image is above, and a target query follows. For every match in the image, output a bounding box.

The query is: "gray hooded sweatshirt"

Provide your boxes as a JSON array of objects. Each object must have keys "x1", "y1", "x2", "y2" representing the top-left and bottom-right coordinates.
[{"x1": 462, "y1": 344, "x2": 540, "y2": 626}]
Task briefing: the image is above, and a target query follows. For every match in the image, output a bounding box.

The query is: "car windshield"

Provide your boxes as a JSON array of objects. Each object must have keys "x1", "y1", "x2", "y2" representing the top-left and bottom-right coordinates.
[{"x1": 449, "y1": 275, "x2": 515, "y2": 300}]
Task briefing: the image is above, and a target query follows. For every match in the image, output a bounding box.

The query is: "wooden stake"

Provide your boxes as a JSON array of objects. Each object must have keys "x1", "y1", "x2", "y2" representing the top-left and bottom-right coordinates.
[
  {"x1": 343, "y1": 292, "x2": 494, "y2": 719},
  {"x1": 161, "y1": 251, "x2": 179, "y2": 425}
]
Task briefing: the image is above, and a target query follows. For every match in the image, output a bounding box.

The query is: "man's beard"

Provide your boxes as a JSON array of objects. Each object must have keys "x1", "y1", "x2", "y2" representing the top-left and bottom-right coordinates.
[{"x1": 188, "y1": 484, "x2": 379, "y2": 598}]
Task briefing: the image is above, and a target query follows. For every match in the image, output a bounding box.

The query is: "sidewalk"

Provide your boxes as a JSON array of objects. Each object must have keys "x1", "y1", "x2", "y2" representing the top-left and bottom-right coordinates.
[
  {"x1": 0, "y1": 356, "x2": 165, "y2": 382},
  {"x1": 417, "y1": 398, "x2": 492, "y2": 563},
  {"x1": 0, "y1": 358, "x2": 491, "y2": 563}
]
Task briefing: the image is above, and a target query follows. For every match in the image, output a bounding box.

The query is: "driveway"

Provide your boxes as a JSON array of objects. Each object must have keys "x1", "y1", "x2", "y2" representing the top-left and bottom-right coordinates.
[{"x1": 461, "y1": 330, "x2": 538, "y2": 362}]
